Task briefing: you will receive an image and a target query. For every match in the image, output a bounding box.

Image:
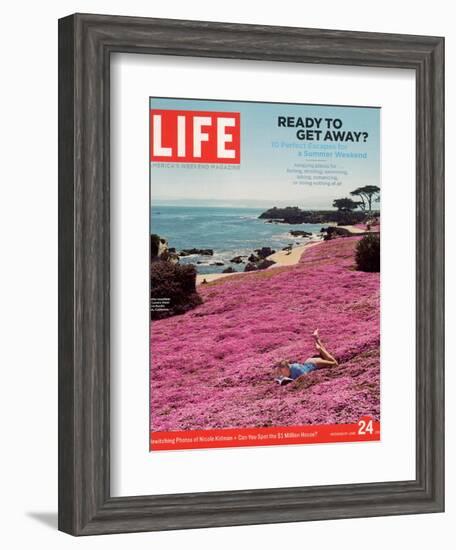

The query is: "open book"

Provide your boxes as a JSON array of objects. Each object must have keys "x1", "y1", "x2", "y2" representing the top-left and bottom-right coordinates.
[{"x1": 275, "y1": 376, "x2": 294, "y2": 386}]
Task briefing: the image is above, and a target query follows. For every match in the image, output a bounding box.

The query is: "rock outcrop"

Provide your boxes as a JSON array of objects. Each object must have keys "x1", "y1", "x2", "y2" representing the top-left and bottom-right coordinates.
[
  {"x1": 254, "y1": 247, "x2": 275, "y2": 259},
  {"x1": 289, "y1": 230, "x2": 312, "y2": 237},
  {"x1": 179, "y1": 248, "x2": 214, "y2": 257},
  {"x1": 322, "y1": 226, "x2": 352, "y2": 240},
  {"x1": 259, "y1": 206, "x2": 368, "y2": 225},
  {"x1": 244, "y1": 258, "x2": 276, "y2": 272},
  {"x1": 150, "y1": 234, "x2": 179, "y2": 263},
  {"x1": 230, "y1": 255, "x2": 246, "y2": 264}
]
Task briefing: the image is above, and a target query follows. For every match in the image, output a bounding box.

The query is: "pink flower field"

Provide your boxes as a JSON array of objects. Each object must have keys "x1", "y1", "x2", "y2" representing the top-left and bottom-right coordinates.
[{"x1": 150, "y1": 236, "x2": 380, "y2": 432}]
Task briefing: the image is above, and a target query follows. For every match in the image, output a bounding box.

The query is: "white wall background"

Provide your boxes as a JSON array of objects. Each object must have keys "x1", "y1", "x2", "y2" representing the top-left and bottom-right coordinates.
[{"x1": 0, "y1": 1, "x2": 451, "y2": 548}]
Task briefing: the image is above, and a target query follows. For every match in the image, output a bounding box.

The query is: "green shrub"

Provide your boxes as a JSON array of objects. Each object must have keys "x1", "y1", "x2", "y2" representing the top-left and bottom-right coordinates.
[
  {"x1": 150, "y1": 261, "x2": 202, "y2": 320},
  {"x1": 355, "y1": 234, "x2": 380, "y2": 272}
]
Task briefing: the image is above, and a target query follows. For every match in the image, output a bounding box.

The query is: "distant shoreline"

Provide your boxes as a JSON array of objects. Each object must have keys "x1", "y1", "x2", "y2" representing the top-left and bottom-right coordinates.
[{"x1": 151, "y1": 203, "x2": 341, "y2": 209}]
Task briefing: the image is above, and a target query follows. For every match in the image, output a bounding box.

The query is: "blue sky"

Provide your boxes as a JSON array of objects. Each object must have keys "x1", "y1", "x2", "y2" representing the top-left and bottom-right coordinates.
[{"x1": 149, "y1": 97, "x2": 380, "y2": 209}]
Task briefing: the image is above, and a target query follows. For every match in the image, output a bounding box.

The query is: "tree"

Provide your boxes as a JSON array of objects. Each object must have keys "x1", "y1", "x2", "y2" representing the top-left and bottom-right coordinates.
[
  {"x1": 333, "y1": 197, "x2": 360, "y2": 212},
  {"x1": 350, "y1": 186, "x2": 380, "y2": 216}
]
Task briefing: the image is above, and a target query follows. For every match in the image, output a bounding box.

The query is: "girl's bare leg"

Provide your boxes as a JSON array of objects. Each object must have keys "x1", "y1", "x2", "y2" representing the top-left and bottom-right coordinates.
[
  {"x1": 316, "y1": 340, "x2": 338, "y2": 364},
  {"x1": 311, "y1": 329, "x2": 338, "y2": 366}
]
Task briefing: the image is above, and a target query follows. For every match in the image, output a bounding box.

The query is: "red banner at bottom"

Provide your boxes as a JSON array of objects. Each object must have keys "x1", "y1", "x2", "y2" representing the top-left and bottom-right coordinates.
[{"x1": 150, "y1": 417, "x2": 380, "y2": 451}]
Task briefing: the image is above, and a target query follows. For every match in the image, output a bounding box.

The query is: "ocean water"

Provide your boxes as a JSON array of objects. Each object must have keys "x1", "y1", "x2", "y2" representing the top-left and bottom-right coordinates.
[{"x1": 150, "y1": 205, "x2": 323, "y2": 275}]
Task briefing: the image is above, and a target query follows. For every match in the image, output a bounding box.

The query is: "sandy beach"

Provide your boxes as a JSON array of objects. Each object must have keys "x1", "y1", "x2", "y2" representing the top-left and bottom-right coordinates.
[{"x1": 196, "y1": 239, "x2": 322, "y2": 285}]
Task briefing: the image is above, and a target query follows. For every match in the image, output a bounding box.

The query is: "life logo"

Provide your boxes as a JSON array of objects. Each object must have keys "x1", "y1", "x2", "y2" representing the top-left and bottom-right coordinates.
[{"x1": 150, "y1": 109, "x2": 241, "y2": 164}]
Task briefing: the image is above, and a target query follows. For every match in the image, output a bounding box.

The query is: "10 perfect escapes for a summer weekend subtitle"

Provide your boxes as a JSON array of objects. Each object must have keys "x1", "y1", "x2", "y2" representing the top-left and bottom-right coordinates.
[{"x1": 150, "y1": 109, "x2": 374, "y2": 192}]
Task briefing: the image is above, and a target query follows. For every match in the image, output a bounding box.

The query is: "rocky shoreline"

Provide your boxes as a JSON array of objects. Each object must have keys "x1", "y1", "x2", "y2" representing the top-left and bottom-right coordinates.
[
  {"x1": 151, "y1": 219, "x2": 377, "y2": 281},
  {"x1": 153, "y1": 231, "x2": 360, "y2": 279},
  {"x1": 259, "y1": 205, "x2": 376, "y2": 226},
  {"x1": 150, "y1": 201, "x2": 383, "y2": 278}
]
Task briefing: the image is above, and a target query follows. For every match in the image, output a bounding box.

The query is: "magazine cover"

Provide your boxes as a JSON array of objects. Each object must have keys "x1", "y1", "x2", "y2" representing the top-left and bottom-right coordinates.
[{"x1": 149, "y1": 97, "x2": 380, "y2": 451}]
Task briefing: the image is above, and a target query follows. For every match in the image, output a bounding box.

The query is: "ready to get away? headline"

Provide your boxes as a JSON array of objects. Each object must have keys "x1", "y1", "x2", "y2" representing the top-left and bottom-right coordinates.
[
  {"x1": 149, "y1": 109, "x2": 372, "y2": 164},
  {"x1": 277, "y1": 116, "x2": 370, "y2": 143}
]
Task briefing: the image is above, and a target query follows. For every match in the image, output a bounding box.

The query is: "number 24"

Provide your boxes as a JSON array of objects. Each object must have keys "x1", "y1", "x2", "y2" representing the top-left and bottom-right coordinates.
[{"x1": 358, "y1": 419, "x2": 374, "y2": 435}]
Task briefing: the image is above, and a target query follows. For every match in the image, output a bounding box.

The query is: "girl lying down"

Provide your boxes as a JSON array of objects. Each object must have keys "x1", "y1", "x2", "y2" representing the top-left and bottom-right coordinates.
[{"x1": 274, "y1": 329, "x2": 339, "y2": 386}]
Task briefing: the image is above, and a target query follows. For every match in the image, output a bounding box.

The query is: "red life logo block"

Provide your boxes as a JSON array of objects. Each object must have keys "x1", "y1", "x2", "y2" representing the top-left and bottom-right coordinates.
[{"x1": 150, "y1": 109, "x2": 241, "y2": 164}]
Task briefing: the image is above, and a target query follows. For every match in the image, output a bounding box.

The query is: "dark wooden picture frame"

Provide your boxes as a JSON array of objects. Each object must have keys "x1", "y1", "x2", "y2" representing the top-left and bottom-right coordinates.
[{"x1": 58, "y1": 13, "x2": 444, "y2": 535}]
